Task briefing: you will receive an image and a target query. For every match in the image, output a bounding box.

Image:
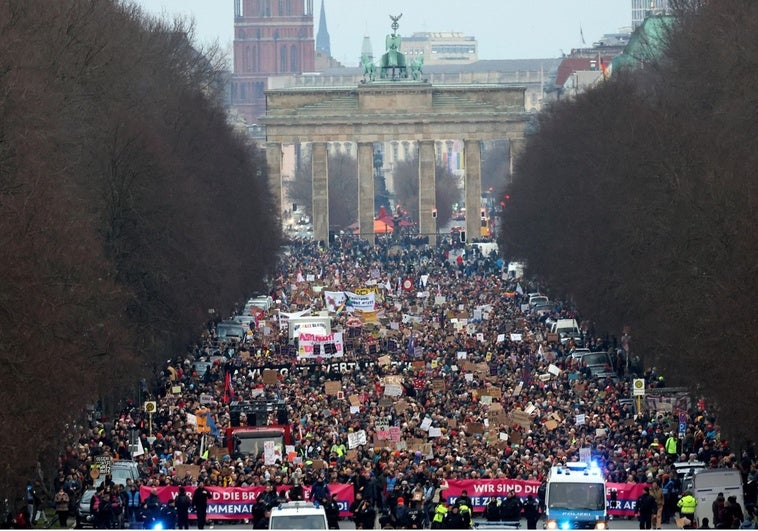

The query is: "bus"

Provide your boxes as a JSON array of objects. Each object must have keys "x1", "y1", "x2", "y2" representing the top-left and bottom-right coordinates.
[{"x1": 545, "y1": 462, "x2": 608, "y2": 530}]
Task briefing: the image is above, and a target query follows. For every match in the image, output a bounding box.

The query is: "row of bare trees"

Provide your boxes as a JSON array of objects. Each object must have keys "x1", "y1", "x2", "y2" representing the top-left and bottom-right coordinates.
[
  {"x1": 0, "y1": 1, "x2": 279, "y2": 500},
  {"x1": 499, "y1": 0, "x2": 758, "y2": 445}
]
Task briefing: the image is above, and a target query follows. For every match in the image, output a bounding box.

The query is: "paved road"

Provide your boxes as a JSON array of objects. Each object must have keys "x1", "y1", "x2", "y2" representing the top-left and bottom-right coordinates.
[{"x1": 198, "y1": 514, "x2": 684, "y2": 529}]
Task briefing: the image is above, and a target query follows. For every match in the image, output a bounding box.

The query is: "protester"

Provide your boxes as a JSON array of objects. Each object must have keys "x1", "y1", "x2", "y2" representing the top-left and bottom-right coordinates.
[
  {"x1": 192, "y1": 481, "x2": 210, "y2": 530},
  {"x1": 636, "y1": 486, "x2": 657, "y2": 530},
  {"x1": 53, "y1": 487, "x2": 69, "y2": 528},
  {"x1": 174, "y1": 486, "x2": 192, "y2": 530},
  {"x1": 49, "y1": 236, "x2": 754, "y2": 529}
]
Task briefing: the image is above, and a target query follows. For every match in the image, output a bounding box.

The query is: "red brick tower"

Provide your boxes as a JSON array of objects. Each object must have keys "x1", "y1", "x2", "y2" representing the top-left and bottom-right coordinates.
[{"x1": 231, "y1": 0, "x2": 315, "y2": 125}]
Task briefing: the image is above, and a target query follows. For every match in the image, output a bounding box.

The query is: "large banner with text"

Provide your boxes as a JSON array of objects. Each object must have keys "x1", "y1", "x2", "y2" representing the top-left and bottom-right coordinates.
[
  {"x1": 140, "y1": 480, "x2": 644, "y2": 520},
  {"x1": 443, "y1": 479, "x2": 541, "y2": 512},
  {"x1": 443, "y1": 479, "x2": 645, "y2": 517},
  {"x1": 140, "y1": 484, "x2": 355, "y2": 520}
]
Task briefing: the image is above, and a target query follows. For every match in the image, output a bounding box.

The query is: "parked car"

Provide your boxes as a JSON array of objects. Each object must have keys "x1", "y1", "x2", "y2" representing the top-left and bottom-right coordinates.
[
  {"x1": 550, "y1": 318, "x2": 583, "y2": 346},
  {"x1": 568, "y1": 348, "x2": 591, "y2": 360},
  {"x1": 75, "y1": 488, "x2": 97, "y2": 529},
  {"x1": 531, "y1": 302, "x2": 554, "y2": 317},
  {"x1": 576, "y1": 351, "x2": 613, "y2": 369},
  {"x1": 93, "y1": 460, "x2": 140, "y2": 488},
  {"x1": 216, "y1": 321, "x2": 246, "y2": 343}
]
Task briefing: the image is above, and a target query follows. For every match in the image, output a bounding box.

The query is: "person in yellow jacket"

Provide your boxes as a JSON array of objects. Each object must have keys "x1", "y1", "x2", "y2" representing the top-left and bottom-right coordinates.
[
  {"x1": 431, "y1": 499, "x2": 448, "y2": 529},
  {"x1": 458, "y1": 501, "x2": 473, "y2": 529},
  {"x1": 677, "y1": 491, "x2": 697, "y2": 527},
  {"x1": 665, "y1": 433, "x2": 679, "y2": 462}
]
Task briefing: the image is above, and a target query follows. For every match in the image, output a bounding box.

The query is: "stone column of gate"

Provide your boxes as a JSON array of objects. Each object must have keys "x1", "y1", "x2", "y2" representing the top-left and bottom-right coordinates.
[
  {"x1": 357, "y1": 142, "x2": 375, "y2": 244},
  {"x1": 418, "y1": 140, "x2": 436, "y2": 246},
  {"x1": 311, "y1": 142, "x2": 329, "y2": 246},
  {"x1": 464, "y1": 139, "x2": 483, "y2": 242},
  {"x1": 265, "y1": 142, "x2": 283, "y2": 223}
]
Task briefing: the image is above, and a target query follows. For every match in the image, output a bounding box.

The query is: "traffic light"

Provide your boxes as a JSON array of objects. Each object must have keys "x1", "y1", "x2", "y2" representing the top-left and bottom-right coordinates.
[
  {"x1": 459, "y1": 230, "x2": 466, "y2": 243},
  {"x1": 480, "y1": 208, "x2": 486, "y2": 219},
  {"x1": 292, "y1": 203, "x2": 298, "y2": 212},
  {"x1": 431, "y1": 209, "x2": 437, "y2": 218}
]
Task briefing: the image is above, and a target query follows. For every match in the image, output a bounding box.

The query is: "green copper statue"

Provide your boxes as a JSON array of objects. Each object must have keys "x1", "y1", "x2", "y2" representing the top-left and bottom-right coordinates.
[{"x1": 379, "y1": 13, "x2": 408, "y2": 79}]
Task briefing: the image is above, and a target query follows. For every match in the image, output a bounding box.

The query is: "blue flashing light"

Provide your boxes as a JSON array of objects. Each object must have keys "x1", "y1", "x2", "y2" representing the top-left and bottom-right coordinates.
[
  {"x1": 151, "y1": 522, "x2": 164, "y2": 530},
  {"x1": 560, "y1": 521, "x2": 571, "y2": 530}
]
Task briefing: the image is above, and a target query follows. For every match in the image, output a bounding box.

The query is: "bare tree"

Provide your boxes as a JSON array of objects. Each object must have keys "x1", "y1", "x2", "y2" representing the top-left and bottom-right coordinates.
[
  {"x1": 499, "y1": 0, "x2": 758, "y2": 446},
  {"x1": 0, "y1": 0, "x2": 281, "y2": 500}
]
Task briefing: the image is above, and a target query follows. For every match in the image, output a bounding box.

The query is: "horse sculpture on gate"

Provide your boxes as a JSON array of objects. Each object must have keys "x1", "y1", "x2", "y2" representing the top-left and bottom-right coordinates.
[
  {"x1": 361, "y1": 54, "x2": 375, "y2": 83},
  {"x1": 410, "y1": 55, "x2": 424, "y2": 81}
]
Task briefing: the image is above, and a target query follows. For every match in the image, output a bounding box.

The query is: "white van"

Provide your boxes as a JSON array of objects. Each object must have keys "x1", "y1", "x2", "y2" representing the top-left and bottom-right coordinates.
[
  {"x1": 691, "y1": 469, "x2": 744, "y2": 526},
  {"x1": 269, "y1": 501, "x2": 328, "y2": 529},
  {"x1": 551, "y1": 318, "x2": 582, "y2": 345}
]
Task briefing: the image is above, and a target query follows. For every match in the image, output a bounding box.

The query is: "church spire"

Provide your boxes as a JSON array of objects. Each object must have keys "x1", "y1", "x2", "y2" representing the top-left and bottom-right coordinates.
[{"x1": 316, "y1": 0, "x2": 331, "y2": 57}]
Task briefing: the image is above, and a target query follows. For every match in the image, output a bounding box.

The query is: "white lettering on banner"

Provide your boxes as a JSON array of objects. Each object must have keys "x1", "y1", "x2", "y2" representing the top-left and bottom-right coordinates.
[
  {"x1": 297, "y1": 332, "x2": 344, "y2": 359},
  {"x1": 344, "y1": 291, "x2": 375, "y2": 312},
  {"x1": 141, "y1": 484, "x2": 358, "y2": 519}
]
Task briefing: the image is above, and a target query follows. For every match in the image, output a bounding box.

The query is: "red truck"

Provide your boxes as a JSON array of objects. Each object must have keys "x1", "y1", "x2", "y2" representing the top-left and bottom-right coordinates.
[{"x1": 225, "y1": 400, "x2": 292, "y2": 460}]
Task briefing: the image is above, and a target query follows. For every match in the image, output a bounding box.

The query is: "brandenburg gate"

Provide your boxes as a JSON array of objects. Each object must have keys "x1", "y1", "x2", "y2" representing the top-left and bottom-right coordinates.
[{"x1": 262, "y1": 18, "x2": 530, "y2": 246}]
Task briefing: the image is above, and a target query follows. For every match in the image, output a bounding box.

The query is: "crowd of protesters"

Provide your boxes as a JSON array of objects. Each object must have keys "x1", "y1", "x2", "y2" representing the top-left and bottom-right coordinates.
[{"x1": 34, "y1": 235, "x2": 758, "y2": 529}]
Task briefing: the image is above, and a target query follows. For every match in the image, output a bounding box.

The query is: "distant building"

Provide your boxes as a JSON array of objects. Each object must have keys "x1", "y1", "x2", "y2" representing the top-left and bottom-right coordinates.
[
  {"x1": 632, "y1": 0, "x2": 670, "y2": 30},
  {"x1": 402, "y1": 32, "x2": 478, "y2": 65},
  {"x1": 230, "y1": 0, "x2": 316, "y2": 125},
  {"x1": 315, "y1": 0, "x2": 331, "y2": 58},
  {"x1": 553, "y1": 31, "x2": 631, "y2": 100}
]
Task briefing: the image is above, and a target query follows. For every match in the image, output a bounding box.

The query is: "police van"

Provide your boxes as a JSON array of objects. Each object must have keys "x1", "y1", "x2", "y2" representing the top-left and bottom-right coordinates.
[
  {"x1": 269, "y1": 501, "x2": 328, "y2": 529},
  {"x1": 545, "y1": 462, "x2": 608, "y2": 530}
]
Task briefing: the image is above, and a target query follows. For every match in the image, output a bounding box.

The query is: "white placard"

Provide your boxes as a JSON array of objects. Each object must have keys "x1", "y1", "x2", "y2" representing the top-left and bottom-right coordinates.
[
  {"x1": 350, "y1": 406, "x2": 360, "y2": 414},
  {"x1": 457, "y1": 351, "x2": 467, "y2": 359},
  {"x1": 510, "y1": 333, "x2": 523, "y2": 341},
  {"x1": 496, "y1": 334, "x2": 506, "y2": 343},
  {"x1": 384, "y1": 384, "x2": 403, "y2": 396},
  {"x1": 428, "y1": 427, "x2": 442, "y2": 437},
  {"x1": 575, "y1": 414, "x2": 586, "y2": 426},
  {"x1": 420, "y1": 417, "x2": 433, "y2": 431},
  {"x1": 547, "y1": 364, "x2": 561, "y2": 376},
  {"x1": 347, "y1": 430, "x2": 368, "y2": 449}
]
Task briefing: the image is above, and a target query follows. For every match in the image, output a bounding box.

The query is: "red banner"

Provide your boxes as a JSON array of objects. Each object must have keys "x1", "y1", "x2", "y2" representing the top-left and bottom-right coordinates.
[
  {"x1": 140, "y1": 483, "x2": 355, "y2": 520},
  {"x1": 443, "y1": 479, "x2": 541, "y2": 512},
  {"x1": 606, "y1": 482, "x2": 646, "y2": 518},
  {"x1": 138, "y1": 480, "x2": 645, "y2": 520}
]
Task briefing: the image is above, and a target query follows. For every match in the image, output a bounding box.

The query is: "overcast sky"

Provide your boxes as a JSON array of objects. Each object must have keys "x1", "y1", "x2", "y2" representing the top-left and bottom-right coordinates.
[{"x1": 132, "y1": 0, "x2": 632, "y2": 66}]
